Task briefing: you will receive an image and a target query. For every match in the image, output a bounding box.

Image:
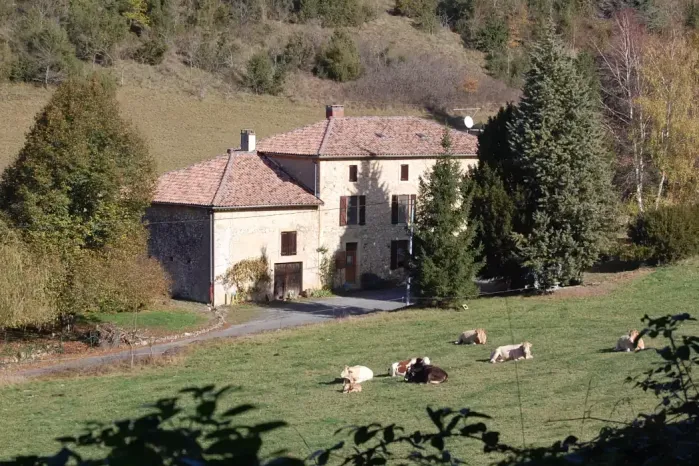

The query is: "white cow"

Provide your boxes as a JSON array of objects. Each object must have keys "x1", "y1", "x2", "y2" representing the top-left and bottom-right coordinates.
[
  {"x1": 340, "y1": 365, "x2": 374, "y2": 384},
  {"x1": 455, "y1": 329, "x2": 487, "y2": 345},
  {"x1": 490, "y1": 342, "x2": 533, "y2": 363}
]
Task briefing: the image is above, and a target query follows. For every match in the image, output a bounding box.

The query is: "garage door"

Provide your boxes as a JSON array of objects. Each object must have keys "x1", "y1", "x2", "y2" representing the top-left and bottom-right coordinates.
[{"x1": 274, "y1": 262, "x2": 303, "y2": 300}]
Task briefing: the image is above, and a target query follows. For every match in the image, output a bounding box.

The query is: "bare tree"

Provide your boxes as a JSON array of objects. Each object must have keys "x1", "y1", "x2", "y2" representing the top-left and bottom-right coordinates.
[{"x1": 597, "y1": 9, "x2": 652, "y2": 212}]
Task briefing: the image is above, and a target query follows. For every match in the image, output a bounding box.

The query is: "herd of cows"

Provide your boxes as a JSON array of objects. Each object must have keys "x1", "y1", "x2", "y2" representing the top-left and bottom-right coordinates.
[{"x1": 338, "y1": 328, "x2": 646, "y2": 393}]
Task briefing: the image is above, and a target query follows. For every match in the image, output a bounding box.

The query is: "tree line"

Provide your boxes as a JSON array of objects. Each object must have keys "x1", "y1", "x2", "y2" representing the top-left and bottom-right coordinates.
[{"x1": 412, "y1": 20, "x2": 699, "y2": 301}]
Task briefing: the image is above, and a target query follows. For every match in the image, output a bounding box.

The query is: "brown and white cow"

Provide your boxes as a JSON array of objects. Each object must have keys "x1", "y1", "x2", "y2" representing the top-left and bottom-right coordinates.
[
  {"x1": 405, "y1": 358, "x2": 448, "y2": 384},
  {"x1": 342, "y1": 379, "x2": 362, "y2": 393},
  {"x1": 454, "y1": 328, "x2": 487, "y2": 345},
  {"x1": 490, "y1": 342, "x2": 533, "y2": 363},
  {"x1": 615, "y1": 330, "x2": 645, "y2": 352},
  {"x1": 389, "y1": 357, "x2": 431, "y2": 377}
]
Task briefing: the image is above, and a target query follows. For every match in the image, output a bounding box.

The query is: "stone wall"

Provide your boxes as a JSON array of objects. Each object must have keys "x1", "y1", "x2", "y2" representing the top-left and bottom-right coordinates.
[
  {"x1": 213, "y1": 207, "x2": 321, "y2": 306},
  {"x1": 145, "y1": 205, "x2": 212, "y2": 303},
  {"x1": 317, "y1": 157, "x2": 477, "y2": 288}
]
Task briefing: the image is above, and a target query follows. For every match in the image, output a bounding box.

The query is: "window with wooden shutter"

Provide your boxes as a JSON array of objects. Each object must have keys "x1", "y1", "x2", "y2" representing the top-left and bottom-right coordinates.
[
  {"x1": 393, "y1": 195, "x2": 413, "y2": 224},
  {"x1": 281, "y1": 231, "x2": 297, "y2": 256},
  {"x1": 391, "y1": 240, "x2": 409, "y2": 269},
  {"x1": 400, "y1": 164, "x2": 409, "y2": 181},
  {"x1": 349, "y1": 165, "x2": 358, "y2": 182},
  {"x1": 359, "y1": 196, "x2": 366, "y2": 225},
  {"x1": 339, "y1": 196, "x2": 347, "y2": 226}
]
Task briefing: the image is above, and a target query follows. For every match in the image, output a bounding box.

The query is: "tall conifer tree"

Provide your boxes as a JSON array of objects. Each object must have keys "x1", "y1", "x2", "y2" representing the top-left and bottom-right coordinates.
[
  {"x1": 412, "y1": 127, "x2": 480, "y2": 304},
  {"x1": 508, "y1": 25, "x2": 614, "y2": 289}
]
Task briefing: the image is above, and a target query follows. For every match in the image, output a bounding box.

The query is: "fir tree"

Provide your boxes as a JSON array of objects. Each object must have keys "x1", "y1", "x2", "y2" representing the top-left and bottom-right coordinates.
[
  {"x1": 508, "y1": 26, "x2": 615, "y2": 290},
  {"x1": 412, "y1": 127, "x2": 480, "y2": 304}
]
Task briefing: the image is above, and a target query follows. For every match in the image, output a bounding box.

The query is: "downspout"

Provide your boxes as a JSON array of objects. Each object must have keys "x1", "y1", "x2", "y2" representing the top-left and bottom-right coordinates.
[{"x1": 209, "y1": 209, "x2": 214, "y2": 305}]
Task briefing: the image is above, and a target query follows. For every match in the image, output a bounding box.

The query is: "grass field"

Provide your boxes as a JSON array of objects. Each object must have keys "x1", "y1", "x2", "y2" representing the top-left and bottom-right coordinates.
[
  {"x1": 90, "y1": 308, "x2": 208, "y2": 333},
  {"x1": 1, "y1": 262, "x2": 697, "y2": 463}
]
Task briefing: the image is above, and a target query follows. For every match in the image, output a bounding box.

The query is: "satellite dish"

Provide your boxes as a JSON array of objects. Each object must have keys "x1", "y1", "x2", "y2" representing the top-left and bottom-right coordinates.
[{"x1": 463, "y1": 116, "x2": 474, "y2": 129}]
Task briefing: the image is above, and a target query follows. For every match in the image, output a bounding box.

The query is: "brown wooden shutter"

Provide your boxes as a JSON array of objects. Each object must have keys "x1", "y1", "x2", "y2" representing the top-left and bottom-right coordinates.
[
  {"x1": 349, "y1": 165, "x2": 358, "y2": 182},
  {"x1": 335, "y1": 251, "x2": 346, "y2": 269},
  {"x1": 339, "y1": 196, "x2": 347, "y2": 226},
  {"x1": 290, "y1": 232, "x2": 297, "y2": 255},
  {"x1": 359, "y1": 196, "x2": 366, "y2": 225},
  {"x1": 410, "y1": 194, "x2": 417, "y2": 223},
  {"x1": 390, "y1": 241, "x2": 397, "y2": 270},
  {"x1": 281, "y1": 232, "x2": 288, "y2": 256},
  {"x1": 401, "y1": 165, "x2": 409, "y2": 181},
  {"x1": 391, "y1": 195, "x2": 398, "y2": 224}
]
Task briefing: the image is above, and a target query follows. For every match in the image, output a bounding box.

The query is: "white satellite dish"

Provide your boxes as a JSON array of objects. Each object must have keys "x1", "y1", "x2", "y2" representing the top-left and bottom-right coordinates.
[{"x1": 463, "y1": 116, "x2": 474, "y2": 129}]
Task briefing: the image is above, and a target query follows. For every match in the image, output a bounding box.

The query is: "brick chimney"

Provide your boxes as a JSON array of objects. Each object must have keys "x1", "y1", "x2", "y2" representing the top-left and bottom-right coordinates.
[
  {"x1": 326, "y1": 104, "x2": 344, "y2": 119},
  {"x1": 240, "y1": 129, "x2": 256, "y2": 152}
]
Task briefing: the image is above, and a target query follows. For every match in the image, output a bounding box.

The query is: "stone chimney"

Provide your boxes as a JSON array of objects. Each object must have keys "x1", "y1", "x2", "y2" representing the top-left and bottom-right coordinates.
[
  {"x1": 241, "y1": 129, "x2": 256, "y2": 152},
  {"x1": 326, "y1": 104, "x2": 344, "y2": 119}
]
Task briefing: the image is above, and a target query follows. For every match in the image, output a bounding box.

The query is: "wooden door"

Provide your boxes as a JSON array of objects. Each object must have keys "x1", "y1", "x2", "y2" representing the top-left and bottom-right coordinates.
[
  {"x1": 274, "y1": 262, "x2": 303, "y2": 299},
  {"x1": 345, "y1": 243, "x2": 358, "y2": 284}
]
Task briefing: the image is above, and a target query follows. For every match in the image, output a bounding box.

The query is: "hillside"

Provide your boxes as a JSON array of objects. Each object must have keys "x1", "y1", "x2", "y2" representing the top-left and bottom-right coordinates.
[{"x1": 0, "y1": 2, "x2": 510, "y2": 174}]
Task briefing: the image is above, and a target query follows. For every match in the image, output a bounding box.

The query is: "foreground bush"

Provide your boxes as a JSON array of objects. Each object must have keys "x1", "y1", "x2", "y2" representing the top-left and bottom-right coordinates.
[
  {"x1": 629, "y1": 203, "x2": 699, "y2": 264},
  {"x1": 0, "y1": 221, "x2": 59, "y2": 328}
]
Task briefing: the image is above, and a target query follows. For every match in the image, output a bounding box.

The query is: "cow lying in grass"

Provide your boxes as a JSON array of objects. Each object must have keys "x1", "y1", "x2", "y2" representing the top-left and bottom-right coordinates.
[
  {"x1": 405, "y1": 358, "x2": 448, "y2": 384},
  {"x1": 454, "y1": 328, "x2": 487, "y2": 345},
  {"x1": 342, "y1": 379, "x2": 362, "y2": 393},
  {"x1": 615, "y1": 329, "x2": 645, "y2": 352},
  {"x1": 389, "y1": 357, "x2": 431, "y2": 377},
  {"x1": 340, "y1": 365, "x2": 374, "y2": 384},
  {"x1": 490, "y1": 342, "x2": 533, "y2": 363}
]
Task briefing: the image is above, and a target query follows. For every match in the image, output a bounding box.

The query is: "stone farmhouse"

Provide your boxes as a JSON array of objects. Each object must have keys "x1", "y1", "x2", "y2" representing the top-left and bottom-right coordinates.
[{"x1": 147, "y1": 105, "x2": 478, "y2": 306}]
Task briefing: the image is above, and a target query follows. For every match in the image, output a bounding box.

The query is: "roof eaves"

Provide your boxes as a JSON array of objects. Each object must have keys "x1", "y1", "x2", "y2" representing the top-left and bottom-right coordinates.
[{"x1": 212, "y1": 201, "x2": 323, "y2": 211}]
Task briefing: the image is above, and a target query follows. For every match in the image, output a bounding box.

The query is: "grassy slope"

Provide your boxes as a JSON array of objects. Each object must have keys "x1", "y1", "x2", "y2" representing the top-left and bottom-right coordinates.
[
  {"x1": 0, "y1": 82, "x2": 422, "y2": 175},
  {"x1": 2, "y1": 262, "x2": 698, "y2": 462}
]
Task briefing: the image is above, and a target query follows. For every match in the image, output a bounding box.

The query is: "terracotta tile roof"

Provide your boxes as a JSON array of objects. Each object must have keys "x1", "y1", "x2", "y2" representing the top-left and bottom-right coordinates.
[
  {"x1": 153, "y1": 153, "x2": 322, "y2": 208},
  {"x1": 256, "y1": 116, "x2": 478, "y2": 157}
]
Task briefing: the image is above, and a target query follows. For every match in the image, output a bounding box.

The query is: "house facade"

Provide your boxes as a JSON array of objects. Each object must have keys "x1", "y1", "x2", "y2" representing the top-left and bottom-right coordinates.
[{"x1": 148, "y1": 105, "x2": 478, "y2": 306}]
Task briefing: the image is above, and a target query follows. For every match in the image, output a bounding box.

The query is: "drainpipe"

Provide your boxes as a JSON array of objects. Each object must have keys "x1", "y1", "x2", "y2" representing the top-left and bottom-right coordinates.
[{"x1": 209, "y1": 209, "x2": 214, "y2": 306}]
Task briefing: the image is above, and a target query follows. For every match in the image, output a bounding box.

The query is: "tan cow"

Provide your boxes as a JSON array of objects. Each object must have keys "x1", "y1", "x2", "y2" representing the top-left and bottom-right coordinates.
[
  {"x1": 342, "y1": 379, "x2": 362, "y2": 393},
  {"x1": 615, "y1": 330, "x2": 645, "y2": 352},
  {"x1": 490, "y1": 342, "x2": 533, "y2": 363},
  {"x1": 455, "y1": 328, "x2": 487, "y2": 345}
]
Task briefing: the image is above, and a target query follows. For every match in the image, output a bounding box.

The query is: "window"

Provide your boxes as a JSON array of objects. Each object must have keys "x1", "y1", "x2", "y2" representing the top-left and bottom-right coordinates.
[
  {"x1": 391, "y1": 194, "x2": 416, "y2": 224},
  {"x1": 349, "y1": 165, "x2": 358, "y2": 182},
  {"x1": 391, "y1": 240, "x2": 409, "y2": 270},
  {"x1": 400, "y1": 164, "x2": 409, "y2": 181},
  {"x1": 340, "y1": 196, "x2": 366, "y2": 225},
  {"x1": 281, "y1": 231, "x2": 297, "y2": 256}
]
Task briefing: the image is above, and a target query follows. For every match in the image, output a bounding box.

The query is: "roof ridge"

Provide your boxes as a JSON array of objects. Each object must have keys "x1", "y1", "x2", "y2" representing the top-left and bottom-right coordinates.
[
  {"x1": 211, "y1": 153, "x2": 237, "y2": 206},
  {"x1": 317, "y1": 118, "x2": 333, "y2": 156}
]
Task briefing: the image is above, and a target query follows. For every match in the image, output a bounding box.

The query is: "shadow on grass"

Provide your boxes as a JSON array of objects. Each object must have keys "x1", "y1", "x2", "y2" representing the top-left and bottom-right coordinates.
[
  {"x1": 597, "y1": 348, "x2": 618, "y2": 354},
  {"x1": 318, "y1": 377, "x2": 345, "y2": 386}
]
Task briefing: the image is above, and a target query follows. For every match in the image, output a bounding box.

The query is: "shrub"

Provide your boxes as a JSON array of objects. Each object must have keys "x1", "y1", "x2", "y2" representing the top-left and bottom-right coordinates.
[
  {"x1": 394, "y1": 0, "x2": 437, "y2": 18},
  {"x1": 629, "y1": 203, "x2": 699, "y2": 264},
  {"x1": 475, "y1": 16, "x2": 509, "y2": 53},
  {"x1": 217, "y1": 252, "x2": 271, "y2": 302},
  {"x1": 245, "y1": 51, "x2": 285, "y2": 95},
  {"x1": 314, "y1": 30, "x2": 362, "y2": 82},
  {"x1": 0, "y1": 220, "x2": 60, "y2": 328},
  {"x1": 280, "y1": 31, "x2": 321, "y2": 72},
  {"x1": 134, "y1": 34, "x2": 168, "y2": 65},
  {"x1": 297, "y1": 0, "x2": 375, "y2": 27},
  {"x1": 63, "y1": 229, "x2": 171, "y2": 315}
]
